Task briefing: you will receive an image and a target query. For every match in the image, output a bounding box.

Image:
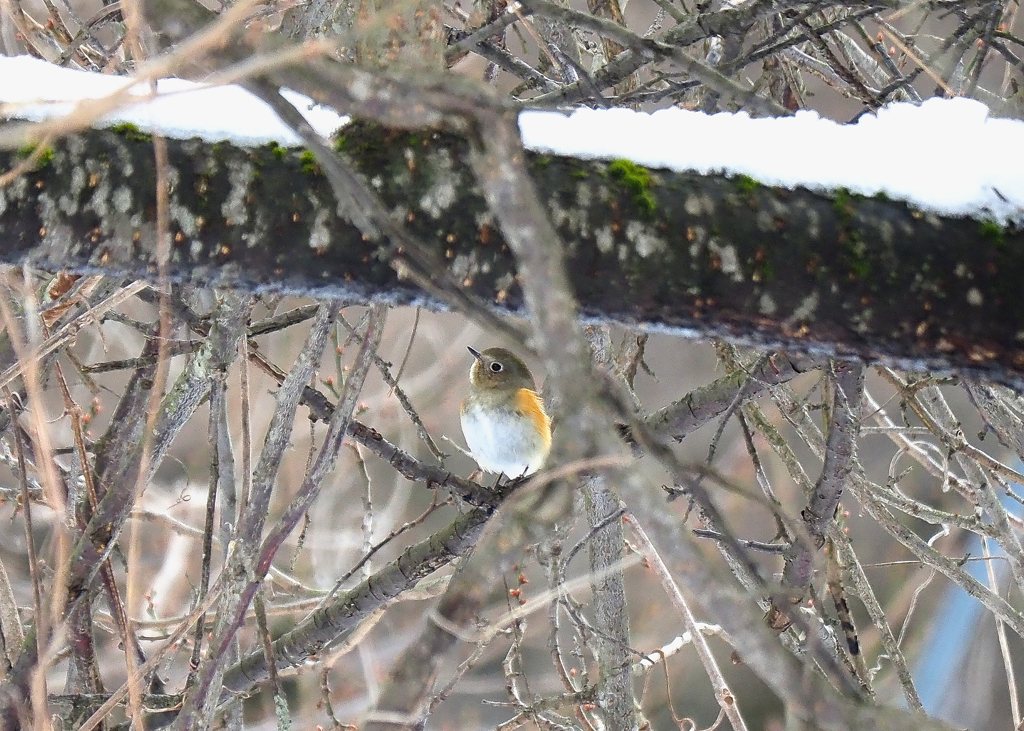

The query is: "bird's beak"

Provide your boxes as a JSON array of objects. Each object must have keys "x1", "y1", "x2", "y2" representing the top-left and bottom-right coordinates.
[{"x1": 467, "y1": 346, "x2": 483, "y2": 361}]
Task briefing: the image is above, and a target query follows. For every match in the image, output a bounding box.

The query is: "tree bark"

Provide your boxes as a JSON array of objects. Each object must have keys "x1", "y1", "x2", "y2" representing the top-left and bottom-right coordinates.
[{"x1": 2, "y1": 121, "x2": 1022, "y2": 385}]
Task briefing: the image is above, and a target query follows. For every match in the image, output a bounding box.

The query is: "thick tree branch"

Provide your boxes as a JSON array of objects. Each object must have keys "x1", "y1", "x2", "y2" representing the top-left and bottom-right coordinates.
[{"x1": 1, "y1": 125, "x2": 1021, "y2": 386}]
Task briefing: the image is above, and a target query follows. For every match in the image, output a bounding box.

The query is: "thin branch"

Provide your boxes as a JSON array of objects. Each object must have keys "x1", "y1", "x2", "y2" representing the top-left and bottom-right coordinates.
[{"x1": 628, "y1": 514, "x2": 750, "y2": 731}]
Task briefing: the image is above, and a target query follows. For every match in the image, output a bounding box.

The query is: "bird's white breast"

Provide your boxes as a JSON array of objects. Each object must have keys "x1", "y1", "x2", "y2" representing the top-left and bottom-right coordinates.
[{"x1": 460, "y1": 403, "x2": 546, "y2": 477}]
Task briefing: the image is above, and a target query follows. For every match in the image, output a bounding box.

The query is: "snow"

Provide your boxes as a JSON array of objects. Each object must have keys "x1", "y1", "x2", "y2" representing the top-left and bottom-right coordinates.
[
  {"x1": 520, "y1": 103, "x2": 1024, "y2": 224},
  {"x1": 0, "y1": 56, "x2": 347, "y2": 146},
  {"x1": 1, "y1": 55, "x2": 1022, "y2": 223}
]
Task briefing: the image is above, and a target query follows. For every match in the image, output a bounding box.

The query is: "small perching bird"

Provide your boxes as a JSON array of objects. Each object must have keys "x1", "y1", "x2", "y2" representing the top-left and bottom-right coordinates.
[{"x1": 460, "y1": 346, "x2": 552, "y2": 478}]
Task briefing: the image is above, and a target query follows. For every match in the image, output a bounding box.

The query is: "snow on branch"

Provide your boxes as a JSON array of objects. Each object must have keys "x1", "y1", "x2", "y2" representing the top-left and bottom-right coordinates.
[
  {"x1": 3, "y1": 56, "x2": 1022, "y2": 223},
  {"x1": 2, "y1": 56, "x2": 1024, "y2": 386}
]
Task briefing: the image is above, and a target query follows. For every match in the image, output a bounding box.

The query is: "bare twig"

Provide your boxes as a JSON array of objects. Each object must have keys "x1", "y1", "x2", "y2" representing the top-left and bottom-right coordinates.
[{"x1": 627, "y1": 514, "x2": 749, "y2": 731}]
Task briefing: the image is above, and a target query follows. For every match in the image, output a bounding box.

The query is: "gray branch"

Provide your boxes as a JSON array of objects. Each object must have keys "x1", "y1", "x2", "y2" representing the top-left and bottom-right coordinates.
[{"x1": 2, "y1": 126, "x2": 1021, "y2": 387}]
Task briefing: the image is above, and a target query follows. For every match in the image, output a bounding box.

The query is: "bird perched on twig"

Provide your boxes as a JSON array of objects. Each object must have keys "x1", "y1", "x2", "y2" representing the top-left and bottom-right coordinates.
[{"x1": 460, "y1": 346, "x2": 552, "y2": 479}]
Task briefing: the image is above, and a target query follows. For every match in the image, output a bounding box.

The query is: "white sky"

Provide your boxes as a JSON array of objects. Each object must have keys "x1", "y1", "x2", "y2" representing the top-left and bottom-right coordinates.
[{"x1": 1, "y1": 55, "x2": 1022, "y2": 224}]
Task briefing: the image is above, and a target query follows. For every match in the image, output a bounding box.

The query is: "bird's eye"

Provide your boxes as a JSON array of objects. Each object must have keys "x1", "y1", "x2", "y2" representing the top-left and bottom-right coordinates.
[{"x1": 490, "y1": 362, "x2": 503, "y2": 372}]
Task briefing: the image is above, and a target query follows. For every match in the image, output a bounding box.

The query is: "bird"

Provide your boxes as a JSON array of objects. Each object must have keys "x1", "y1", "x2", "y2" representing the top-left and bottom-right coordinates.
[{"x1": 460, "y1": 346, "x2": 552, "y2": 478}]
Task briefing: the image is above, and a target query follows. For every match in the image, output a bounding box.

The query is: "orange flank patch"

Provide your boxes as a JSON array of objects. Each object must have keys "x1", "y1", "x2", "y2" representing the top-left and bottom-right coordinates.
[{"x1": 514, "y1": 388, "x2": 552, "y2": 451}]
